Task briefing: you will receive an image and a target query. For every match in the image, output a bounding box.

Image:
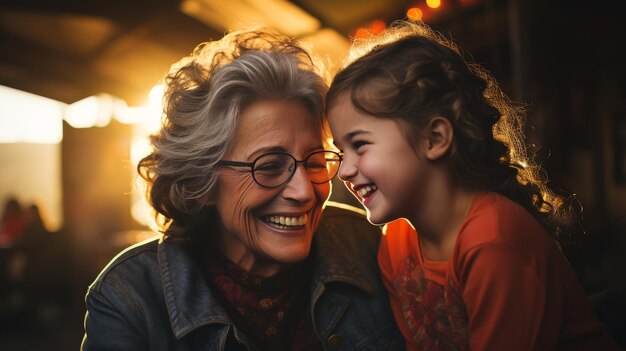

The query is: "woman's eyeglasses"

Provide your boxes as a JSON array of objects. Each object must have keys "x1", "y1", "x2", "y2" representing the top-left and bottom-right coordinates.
[{"x1": 217, "y1": 150, "x2": 342, "y2": 188}]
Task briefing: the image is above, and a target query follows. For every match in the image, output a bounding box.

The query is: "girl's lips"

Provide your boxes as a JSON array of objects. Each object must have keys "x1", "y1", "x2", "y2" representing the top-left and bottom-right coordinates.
[
  {"x1": 352, "y1": 183, "x2": 378, "y2": 200},
  {"x1": 362, "y1": 188, "x2": 377, "y2": 207}
]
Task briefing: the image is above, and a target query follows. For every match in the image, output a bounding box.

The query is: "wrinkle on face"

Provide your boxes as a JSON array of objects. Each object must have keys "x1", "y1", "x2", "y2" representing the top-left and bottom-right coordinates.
[
  {"x1": 211, "y1": 98, "x2": 329, "y2": 276},
  {"x1": 219, "y1": 171, "x2": 263, "y2": 265}
]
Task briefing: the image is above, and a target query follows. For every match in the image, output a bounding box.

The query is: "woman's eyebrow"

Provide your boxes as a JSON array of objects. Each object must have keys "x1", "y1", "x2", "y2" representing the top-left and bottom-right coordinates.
[{"x1": 249, "y1": 144, "x2": 324, "y2": 158}]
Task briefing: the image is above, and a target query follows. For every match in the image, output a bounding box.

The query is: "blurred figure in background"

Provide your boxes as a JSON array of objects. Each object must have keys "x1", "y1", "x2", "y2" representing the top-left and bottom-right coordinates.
[
  {"x1": 0, "y1": 200, "x2": 72, "y2": 335},
  {"x1": 0, "y1": 197, "x2": 25, "y2": 247},
  {"x1": 0, "y1": 196, "x2": 26, "y2": 330},
  {"x1": 18, "y1": 203, "x2": 72, "y2": 330}
]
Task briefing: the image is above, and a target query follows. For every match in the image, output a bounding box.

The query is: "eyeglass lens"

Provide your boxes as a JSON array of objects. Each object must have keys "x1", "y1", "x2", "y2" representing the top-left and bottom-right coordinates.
[{"x1": 253, "y1": 151, "x2": 341, "y2": 187}]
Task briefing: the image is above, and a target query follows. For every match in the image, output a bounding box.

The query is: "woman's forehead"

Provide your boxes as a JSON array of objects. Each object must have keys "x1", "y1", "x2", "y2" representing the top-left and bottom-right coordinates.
[{"x1": 230, "y1": 99, "x2": 324, "y2": 157}]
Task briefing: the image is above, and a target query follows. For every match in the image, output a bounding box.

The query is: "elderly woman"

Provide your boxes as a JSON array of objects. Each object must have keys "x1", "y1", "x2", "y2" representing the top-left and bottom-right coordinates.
[{"x1": 81, "y1": 29, "x2": 403, "y2": 350}]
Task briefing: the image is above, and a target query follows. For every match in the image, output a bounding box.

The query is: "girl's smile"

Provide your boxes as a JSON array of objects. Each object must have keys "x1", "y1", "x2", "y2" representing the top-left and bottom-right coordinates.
[
  {"x1": 328, "y1": 93, "x2": 432, "y2": 226},
  {"x1": 352, "y1": 183, "x2": 378, "y2": 205}
]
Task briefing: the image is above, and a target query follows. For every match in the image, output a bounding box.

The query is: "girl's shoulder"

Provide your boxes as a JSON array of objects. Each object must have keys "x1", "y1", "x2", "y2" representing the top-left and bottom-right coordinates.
[{"x1": 455, "y1": 192, "x2": 557, "y2": 258}]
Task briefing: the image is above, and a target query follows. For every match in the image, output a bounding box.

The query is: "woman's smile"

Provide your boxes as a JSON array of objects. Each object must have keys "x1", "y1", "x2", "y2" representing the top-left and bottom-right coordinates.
[
  {"x1": 213, "y1": 99, "x2": 330, "y2": 275},
  {"x1": 262, "y1": 213, "x2": 308, "y2": 231}
]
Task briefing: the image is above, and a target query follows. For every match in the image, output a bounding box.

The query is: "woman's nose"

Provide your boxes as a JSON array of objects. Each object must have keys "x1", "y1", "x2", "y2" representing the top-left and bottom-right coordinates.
[{"x1": 282, "y1": 165, "x2": 315, "y2": 202}]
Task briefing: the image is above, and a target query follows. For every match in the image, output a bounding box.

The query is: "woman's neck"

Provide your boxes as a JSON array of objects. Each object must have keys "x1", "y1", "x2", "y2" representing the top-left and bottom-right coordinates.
[{"x1": 207, "y1": 225, "x2": 291, "y2": 278}]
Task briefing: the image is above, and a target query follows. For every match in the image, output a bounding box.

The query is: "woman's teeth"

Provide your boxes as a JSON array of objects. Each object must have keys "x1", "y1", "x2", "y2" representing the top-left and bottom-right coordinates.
[
  {"x1": 266, "y1": 214, "x2": 307, "y2": 228},
  {"x1": 358, "y1": 184, "x2": 377, "y2": 198}
]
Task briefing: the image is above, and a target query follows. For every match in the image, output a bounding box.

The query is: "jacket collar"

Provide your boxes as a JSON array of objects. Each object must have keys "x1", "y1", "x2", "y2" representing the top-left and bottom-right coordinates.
[
  {"x1": 158, "y1": 222, "x2": 373, "y2": 339},
  {"x1": 158, "y1": 237, "x2": 232, "y2": 339},
  {"x1": 309, "y1": 219, "x2": 374, "y2": 296}
]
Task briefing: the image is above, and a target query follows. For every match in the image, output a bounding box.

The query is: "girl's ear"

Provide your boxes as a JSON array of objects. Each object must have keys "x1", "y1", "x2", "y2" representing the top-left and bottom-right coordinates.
[{"x1": 424, "y1": 117, "x2": 453, "y2": 161}]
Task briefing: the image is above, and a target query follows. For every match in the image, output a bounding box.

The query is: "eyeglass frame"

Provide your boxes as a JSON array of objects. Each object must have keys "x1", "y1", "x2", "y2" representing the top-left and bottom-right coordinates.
[{"x1": 216, "y1": 150, "x2": 343, "y2": 188}]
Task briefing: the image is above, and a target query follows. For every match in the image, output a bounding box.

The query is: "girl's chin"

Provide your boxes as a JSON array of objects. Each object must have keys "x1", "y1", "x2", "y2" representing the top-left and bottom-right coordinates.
[
  {"x1": 365, "y1": 206, "x2": 397, "y2": 226},
  {"x1": 365, "y1": 210, "x2": 385, "y2": 226}
]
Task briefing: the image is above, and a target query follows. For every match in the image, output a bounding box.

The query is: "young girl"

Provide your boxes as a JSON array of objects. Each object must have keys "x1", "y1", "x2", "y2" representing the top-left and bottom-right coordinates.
[{"x1": 326, "y1": 21, "x2": 622, "y2": 350}]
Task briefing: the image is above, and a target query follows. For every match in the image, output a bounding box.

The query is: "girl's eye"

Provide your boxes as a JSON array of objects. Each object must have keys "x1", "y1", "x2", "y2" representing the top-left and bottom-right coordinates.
[{"x1": 352, "y1": 140, "x2": 368, "y2": 150}]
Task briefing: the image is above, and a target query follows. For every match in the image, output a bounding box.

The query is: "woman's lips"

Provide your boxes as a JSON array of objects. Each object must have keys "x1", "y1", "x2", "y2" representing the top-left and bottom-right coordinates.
[
  {"x1": 261, "y1": 213, "x2": 308, "y2": 231},
  {"x1": 266, "y1": 213, "x2": 307, "y2": 226}
]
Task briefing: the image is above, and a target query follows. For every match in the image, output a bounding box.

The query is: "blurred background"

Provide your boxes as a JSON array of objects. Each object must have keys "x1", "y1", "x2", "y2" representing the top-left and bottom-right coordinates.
[{"x1": 1, "y1": 0, "x2": 625, "y2": 349}]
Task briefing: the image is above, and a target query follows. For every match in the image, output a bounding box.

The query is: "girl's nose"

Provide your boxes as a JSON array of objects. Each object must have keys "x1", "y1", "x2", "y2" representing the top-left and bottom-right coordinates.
[{"x1": 337, "y1": 159, "x2": 357, "y2": 181}]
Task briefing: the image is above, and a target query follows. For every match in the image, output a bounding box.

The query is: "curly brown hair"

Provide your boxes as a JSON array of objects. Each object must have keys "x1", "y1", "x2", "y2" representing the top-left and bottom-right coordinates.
[{"x1": 326, "y1": 20, "x2": 582, "y2": 245}]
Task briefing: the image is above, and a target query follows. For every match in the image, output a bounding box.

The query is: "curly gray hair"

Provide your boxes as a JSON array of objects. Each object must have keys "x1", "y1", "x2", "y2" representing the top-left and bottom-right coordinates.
[{"x1": 138, "y1": 29, "x2": 329, "y2": 239}]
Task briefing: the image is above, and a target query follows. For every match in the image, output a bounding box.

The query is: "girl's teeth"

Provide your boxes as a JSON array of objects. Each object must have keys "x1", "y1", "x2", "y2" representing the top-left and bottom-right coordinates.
[
  {"x1": 267, "y1": 214, "x2": 308, "y2": 227},
  {"x1": 358, "y1": 185, "x2": 377, "y2": 197}
]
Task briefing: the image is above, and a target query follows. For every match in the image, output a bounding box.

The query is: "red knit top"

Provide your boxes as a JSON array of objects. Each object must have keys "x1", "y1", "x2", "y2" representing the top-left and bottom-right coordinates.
[{"x1": 379, "y1": 192, "x2": 619, "y2": 350}]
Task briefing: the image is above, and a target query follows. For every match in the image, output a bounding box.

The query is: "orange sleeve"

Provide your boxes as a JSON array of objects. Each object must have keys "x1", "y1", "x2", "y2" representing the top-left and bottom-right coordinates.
[{"x1": 459, "y1": 243, "x2": 547, "y2": 350}]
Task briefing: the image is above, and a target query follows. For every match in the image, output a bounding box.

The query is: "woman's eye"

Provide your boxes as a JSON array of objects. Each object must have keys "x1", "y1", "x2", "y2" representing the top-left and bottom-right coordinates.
[{"x1": 255, "y1": 162, "x2": 286, "y2": 175}]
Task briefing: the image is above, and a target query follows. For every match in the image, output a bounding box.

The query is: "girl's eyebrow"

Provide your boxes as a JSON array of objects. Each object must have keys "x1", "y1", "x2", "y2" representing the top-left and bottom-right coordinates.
[
  {"x1": 333, "y1": 129, "x2": 370, "y2": 149},
  {"x1": 346, "y1": 130, "x2": 370, "y2": 140}
]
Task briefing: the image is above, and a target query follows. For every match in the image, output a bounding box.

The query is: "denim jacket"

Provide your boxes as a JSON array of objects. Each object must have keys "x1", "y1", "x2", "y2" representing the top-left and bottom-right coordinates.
[{"x1": 82, "y1": 202, "x2": 404, "y2": 350}]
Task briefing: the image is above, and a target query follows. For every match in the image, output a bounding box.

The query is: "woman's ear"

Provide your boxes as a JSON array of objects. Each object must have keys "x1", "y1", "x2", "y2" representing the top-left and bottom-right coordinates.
[
  {"x1": 203, "y1": 188, "x2": 218, "y2": 206},
  {"x1": 424, "y1": 117, "x2": 453, "y2": 161}
]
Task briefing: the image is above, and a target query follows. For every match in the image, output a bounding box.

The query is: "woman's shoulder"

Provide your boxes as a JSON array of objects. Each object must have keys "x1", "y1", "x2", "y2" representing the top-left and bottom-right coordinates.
[
  {"x1": 318, "y1": 201, "x2": 382, "y2": 244},
  {"x1": 88, "y1": 235, "x2": 161, "y2": 293},
  {"x1": 314, "y1": 201, "x2": 383, "y2": 263},
  {"x1": 311, "y1": 202, "x2": 385, "y2": 294}
]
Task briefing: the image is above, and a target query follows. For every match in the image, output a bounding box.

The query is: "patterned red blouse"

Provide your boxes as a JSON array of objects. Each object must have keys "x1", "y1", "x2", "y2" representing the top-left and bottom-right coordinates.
[{"x1": 379, "y1": 192, "x2": 617, "y2": 351}]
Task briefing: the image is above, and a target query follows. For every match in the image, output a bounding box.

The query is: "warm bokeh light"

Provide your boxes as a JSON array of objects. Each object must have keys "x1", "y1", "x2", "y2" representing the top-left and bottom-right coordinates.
[
  {"x1": 115, "y1": 84, "x2": 163, "y2": 134},
  {"x1": 0, "y1": 85, "x2": 64, "y2": 232},
  {"x1": 407, "y1": 7, "x2": 423, "y2": 21},
  {"x1": 181, "y1": 0, "x2": 320, "y2": 38},
  {"x1": 148, "y1": 84, "x2": 165, "y2": 108},
  {"x1": 298, "y1": 28, "x2": 351, "y2": 80},
  {"x1": 128, "y1": 84, "x2": 166, "y2": 230},
  {"x1": 426, "y1": 0, "x2": 441, "y2": 9},
  {"x1": 355, "y1": 27, "x2": 370, "y2": 39},
  {"x1": 370, "y1": 19, "x2": 386, "y2": 35},
  {"x1": 64, "y1": 96, "x2": 99, "y2": 128},
  {"x1": 0, "y1": 85, "x2": 64, "y2": 143},
  {"x1": 130, "y1": 124, "x2": 157, "y2": 229},
  {"x1": 64, "y1": 95, "x2": 116, "y2": 129}
]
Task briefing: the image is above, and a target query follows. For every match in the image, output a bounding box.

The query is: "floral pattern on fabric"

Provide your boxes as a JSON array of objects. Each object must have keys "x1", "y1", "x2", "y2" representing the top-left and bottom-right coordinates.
[
  {"x1": 206, "y1": 258, "x2": 322, "y2": 351},
  {"x1": 394, "y1": 256, "x2": 470, "y2": 351}
]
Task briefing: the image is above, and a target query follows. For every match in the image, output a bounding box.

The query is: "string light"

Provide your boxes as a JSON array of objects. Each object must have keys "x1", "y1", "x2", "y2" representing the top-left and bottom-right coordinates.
[
  {"x1": 370, "y1": 19, "x2": 386, "y2": 35},
  {"x1": 407, "y1": 7, "x2": 423, "y2": 21},
  {"x1": 352, "y1": 0, "x2": 484, "y2": 42},
  {"x1": 354, "y1": 27, "x2": 369, "y2": 39},
  {"x1": 426, "y1": 0, "x2": 441, "y2": 9}
]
